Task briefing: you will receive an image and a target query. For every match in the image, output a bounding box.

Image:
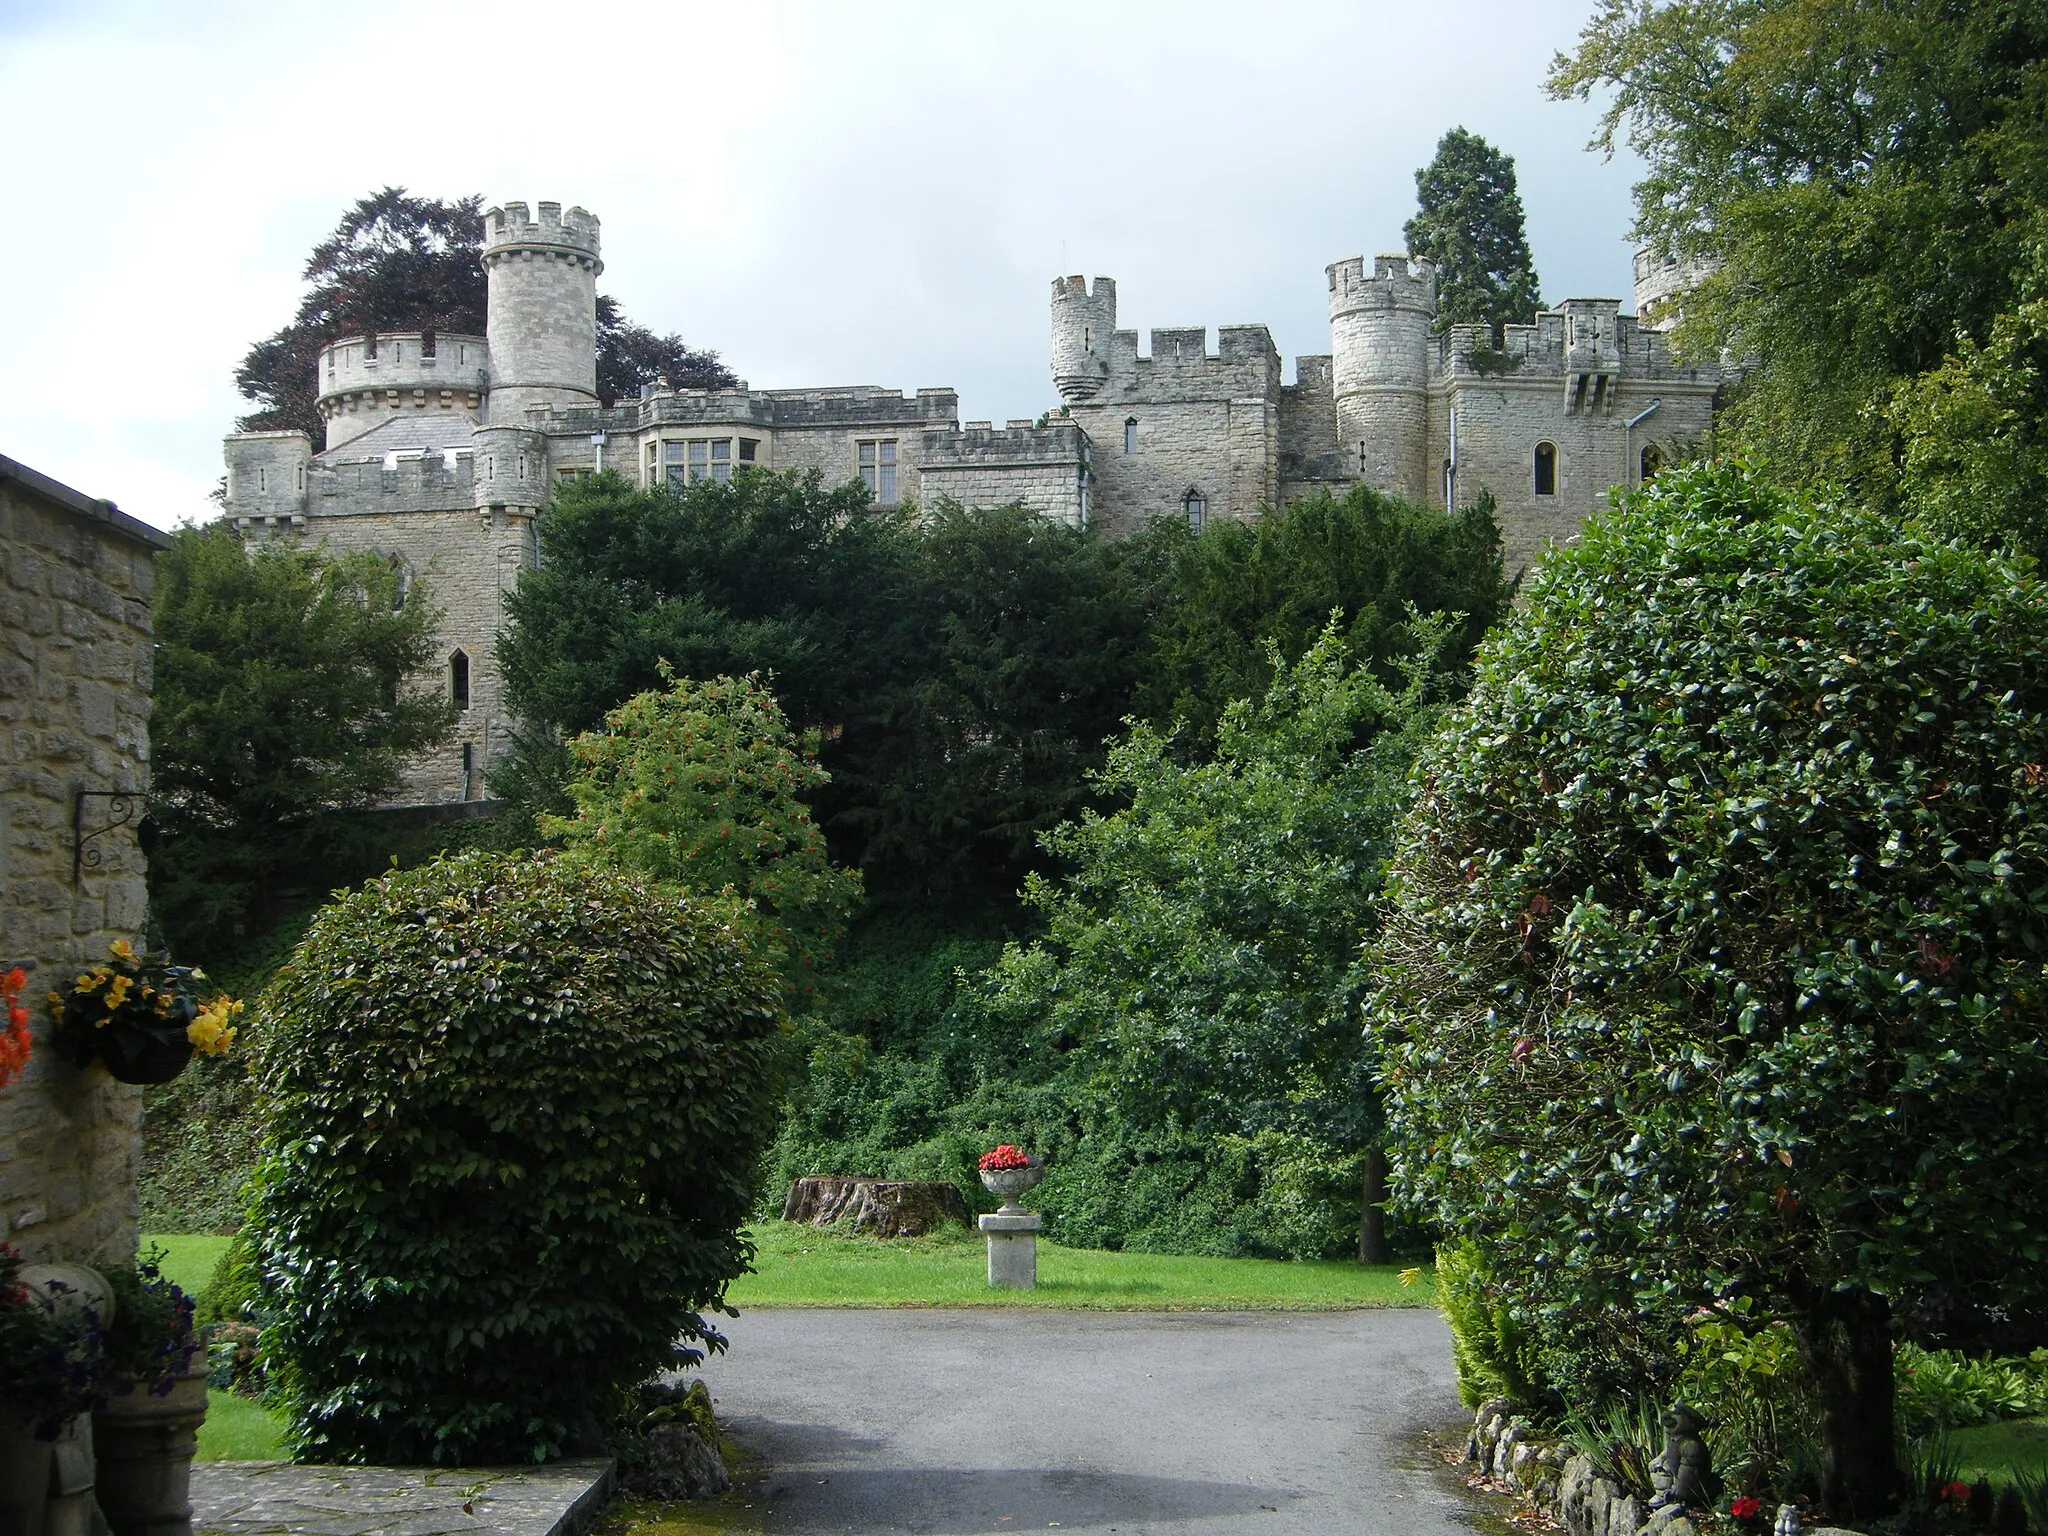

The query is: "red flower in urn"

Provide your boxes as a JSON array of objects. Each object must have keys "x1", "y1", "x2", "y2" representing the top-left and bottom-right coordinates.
[{"x1": 979, "y1": 1144, "x2": 1033, "y2": 1172}]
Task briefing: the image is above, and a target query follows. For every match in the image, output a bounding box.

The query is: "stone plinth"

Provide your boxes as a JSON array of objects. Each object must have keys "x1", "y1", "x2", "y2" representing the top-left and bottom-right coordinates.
[
  {"x1": 190, "y1": 1458, "x2": 615, "y2": 1536},
  {"x1": 979, "y1": 1210, "x2": 1043, "y2": 1289}
]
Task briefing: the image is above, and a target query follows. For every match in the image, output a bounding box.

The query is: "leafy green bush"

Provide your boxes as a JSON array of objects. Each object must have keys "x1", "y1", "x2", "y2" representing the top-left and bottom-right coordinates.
[
  {"x1": 250, "y1": 851, "x2": 784, "y2": 1464},
  {"x1": 1434, "y1": 1240, "x2": 1545, "y2": 1408},
  {"x1": 545, "y1": 667, "x2": 862, "y2": 1002},
  {"x1": 1895, "y1": 1344, "x2": 2048, "y2": 1438},
  {"x1": 1376, "y1": 464, "x2": 2048, "y2": 1516}
]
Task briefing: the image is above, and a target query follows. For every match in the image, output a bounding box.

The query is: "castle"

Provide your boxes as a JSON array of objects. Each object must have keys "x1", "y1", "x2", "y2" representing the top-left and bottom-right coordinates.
[{"x1": 223, "y1": 199, "x2": 1726, "y2": 804}]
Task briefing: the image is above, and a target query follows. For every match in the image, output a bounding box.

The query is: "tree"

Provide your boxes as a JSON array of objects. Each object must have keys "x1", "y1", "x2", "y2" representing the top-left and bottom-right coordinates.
[
  {"x1": 977, "y1": 620, "x2": 1448, "y2": 1261},
  {"x1": 499, "y1": 472, "x2": 1165, "y2": 904},
  {"x1": 1134, "y1": 485, "x2": 1513, "y2": 746},
  {"x1": 1547, "y1": 0, "x2": 2048, "y2": 498},
  {"x1": 148, "y1": 524, "x2": 454, "y2": 951},
  {"x1": 234, "y1": 189, "x2": 733, "y2": 439},
  {"x1": 1403, "y1": 127, "x2": 1544, "y2": 338},
  {"x1": 1374, "y1": 465, "x2": 2048, "y2": 1518},
  {"x1": 545, "y1": 668, "x2": 863, "y2": 1001}
]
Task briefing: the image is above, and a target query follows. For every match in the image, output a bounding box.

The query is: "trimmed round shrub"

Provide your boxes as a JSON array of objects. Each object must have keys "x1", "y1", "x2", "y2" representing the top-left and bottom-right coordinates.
[
  {"x1": 250, "y1": 851, "x2": 784, "y2": 1464},
  {"x1": 1374, "y1": 465, "x2": 2048, "y2": 1512}
]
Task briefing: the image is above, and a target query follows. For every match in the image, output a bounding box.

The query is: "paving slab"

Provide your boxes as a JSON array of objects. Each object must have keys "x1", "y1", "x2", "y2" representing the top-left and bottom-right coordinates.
[
  {"x1": 696, "y1": 1306, "x2": 1467, "y2": 1535},
  {"x1": 190, "y1": 1458, "x2": 614, "y2": 1536}
]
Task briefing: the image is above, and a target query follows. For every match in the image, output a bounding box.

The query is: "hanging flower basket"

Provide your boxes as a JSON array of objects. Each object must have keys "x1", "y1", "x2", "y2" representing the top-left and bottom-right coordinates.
[{"x1": 46, "y1": 941, "x2": 241, "y2": 1085}]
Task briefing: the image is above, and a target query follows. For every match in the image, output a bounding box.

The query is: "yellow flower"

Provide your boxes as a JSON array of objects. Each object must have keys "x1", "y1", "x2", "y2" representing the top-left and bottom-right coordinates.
[
  {"x1": 1398, "y1": 1267, "x2": 1422, "y2": 1288},
  {"x1": 108, "y1": 939, "x2": 135, "y2": 962},
  {"x1": 104, "y1": 975, "x2": 132, "y2": 1009},
  {"x1": 73, "y1": 973, "x2": 97, "y2": 993}
]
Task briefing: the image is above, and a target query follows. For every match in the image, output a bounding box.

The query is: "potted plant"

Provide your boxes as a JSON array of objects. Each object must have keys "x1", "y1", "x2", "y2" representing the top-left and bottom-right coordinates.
[
  {"x1": 45, "y1": 940, "x2": 241, "y2": 1084},
  {"x1": 91, "y1": 1247, "x2": 207, "y2": 1536},
  {"x1": 0, "y1": 1243, "x2": 105, "y2": 1536},
  {"x1": 978, "y1": 1144, "x2": 1045, "y2": 1210}
]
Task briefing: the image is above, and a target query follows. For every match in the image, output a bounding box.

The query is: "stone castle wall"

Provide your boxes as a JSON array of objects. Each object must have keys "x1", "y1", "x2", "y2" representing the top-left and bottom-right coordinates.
[
  {"x1": 0, "y1": 457, "x2": 166, "y2": 1268},
  {"x1": 920, "y1": 423, "x2": 1086, "y2": 526}
]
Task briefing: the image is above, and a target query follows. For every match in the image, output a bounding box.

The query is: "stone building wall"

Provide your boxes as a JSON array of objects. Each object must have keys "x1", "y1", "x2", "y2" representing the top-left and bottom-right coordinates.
[
  {"x1": 0, "y1": 455, "x2": 167, "y2": 1268},
  {"x1": 919, "y1": 423, "x2": 1086, "y2": 526}
]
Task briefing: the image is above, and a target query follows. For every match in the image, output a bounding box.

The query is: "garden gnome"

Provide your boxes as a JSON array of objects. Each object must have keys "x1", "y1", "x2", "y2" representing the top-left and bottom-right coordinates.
[
  {"x1": 1774, "y1": 1505, "x2": 1801, "y2": 1536},
  {"x1": 1648, "y1": 1402, "x2": 1718, "y2": 1510}
]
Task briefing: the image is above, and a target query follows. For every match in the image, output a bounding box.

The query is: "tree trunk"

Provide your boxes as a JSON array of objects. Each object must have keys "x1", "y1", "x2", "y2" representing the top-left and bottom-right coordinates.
[
  {"x1": 1358, "y1": 1145, "x2": 1391, "y2": 1264},
  {"x1": 781, "y1": 1176, "x2": 971, "y2": 1237},
  {"x1": 1795, "y1": 1284, "x2": 1898, "y2": 1522}
]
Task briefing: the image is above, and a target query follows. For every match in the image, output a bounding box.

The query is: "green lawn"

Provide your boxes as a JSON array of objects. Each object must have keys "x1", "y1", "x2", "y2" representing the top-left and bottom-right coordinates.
[
  {"x1": 728, "y1": 1221, "x2": 1432, "y2": 1309},
  {"x1": 143, "y1": 1232, "x2": 231, "y2": 1303},
  {"x1": 1953, "y1": 1414, "x2": 2048, "y2": 1489},
  {"x1": 197, "y1": 1388, "x2": 287, "y2": 1461}
]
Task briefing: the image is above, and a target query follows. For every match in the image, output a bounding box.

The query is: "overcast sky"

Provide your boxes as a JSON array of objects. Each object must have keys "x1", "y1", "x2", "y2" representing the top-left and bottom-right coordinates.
[{"x1": 0, "y1": 0, "x2": 1642, "y2": 531}]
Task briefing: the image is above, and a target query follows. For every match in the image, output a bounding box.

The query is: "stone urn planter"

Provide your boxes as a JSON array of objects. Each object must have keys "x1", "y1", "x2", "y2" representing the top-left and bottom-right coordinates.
[
  {"x1": 978, "y1": 1160, "x2": 1045, "y2": 1212},
  {"x1": 91, "y1": 1357, "x2": 208, "y2": 1536}
]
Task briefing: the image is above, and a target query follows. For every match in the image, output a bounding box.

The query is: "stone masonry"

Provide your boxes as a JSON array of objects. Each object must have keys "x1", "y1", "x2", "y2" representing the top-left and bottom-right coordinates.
[
  {"x1": 0, "y1": 454, "x2": 168, "y2": 1267},
  {"x1": 223, "y1": 195, "x2": 1728, "y2": 805}
]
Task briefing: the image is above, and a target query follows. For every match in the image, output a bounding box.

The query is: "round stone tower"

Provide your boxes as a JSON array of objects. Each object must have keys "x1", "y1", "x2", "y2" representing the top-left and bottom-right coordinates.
[
  {"x1": 1328, "y1": 253, "x2": 1436, "y2": 503},
  {"x1": 1051, "y1": 275, "x2": 1115, "y2": 401},
  {"x1": 482, "y1": 199, "x2": 602, "y2": 424}
]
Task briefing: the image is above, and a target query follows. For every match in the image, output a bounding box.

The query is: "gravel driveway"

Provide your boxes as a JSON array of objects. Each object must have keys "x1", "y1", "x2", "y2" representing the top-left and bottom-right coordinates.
[{"x1": 695, "y1": 1307, "x2": 1471, "y2": 1535}]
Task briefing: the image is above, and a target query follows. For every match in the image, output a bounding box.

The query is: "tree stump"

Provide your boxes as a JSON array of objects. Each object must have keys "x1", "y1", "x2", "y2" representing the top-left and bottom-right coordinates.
[{"x1": 781, "y1": 1177, "x2": 970, "y2": 1236}]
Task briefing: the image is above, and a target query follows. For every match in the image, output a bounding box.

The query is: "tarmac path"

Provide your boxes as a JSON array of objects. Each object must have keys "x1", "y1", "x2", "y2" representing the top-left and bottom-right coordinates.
[{"x1": 694, "y1": 1306, "x2": 1472, "y2": 1536}]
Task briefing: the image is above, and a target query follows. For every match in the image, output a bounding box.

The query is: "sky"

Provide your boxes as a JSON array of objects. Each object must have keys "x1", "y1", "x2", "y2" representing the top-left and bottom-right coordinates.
[{"x1": 0, "y1": 0, "x2": 1643, "y2": 532}]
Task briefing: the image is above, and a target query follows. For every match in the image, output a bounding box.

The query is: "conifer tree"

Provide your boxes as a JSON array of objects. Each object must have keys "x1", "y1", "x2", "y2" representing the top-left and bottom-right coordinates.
[{"x1": 1402, "y1": 128, "x2": 1543, "y2": 339}]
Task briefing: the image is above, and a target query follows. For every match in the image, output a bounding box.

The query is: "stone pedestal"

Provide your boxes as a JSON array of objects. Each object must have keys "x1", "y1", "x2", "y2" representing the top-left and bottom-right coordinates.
[{"x1": 979, "y1": 1210, "x2": 1043, "y2": 1289}]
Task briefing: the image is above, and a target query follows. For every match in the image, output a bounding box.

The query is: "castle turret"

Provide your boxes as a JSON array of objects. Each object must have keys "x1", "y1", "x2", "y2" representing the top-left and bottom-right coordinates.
[
  {"x1": 223, "y1": 431, "x2": 312, "y2": 528},
  {"x1": 482, "y1": 200, "x2": 601, "y2": 425},
  {"x1": 1632, "y1": 246, "x2": 1718, "y2": 332},
  {"x1": 316, "y1": 331, "x2": 488, "y2": 451},
  {"x1": 1328, "y1": 253, "x2": 1436, "y2": 502},
  {"x1": 1051, "y1": 275, "x2": 1115, "y2": 402}
]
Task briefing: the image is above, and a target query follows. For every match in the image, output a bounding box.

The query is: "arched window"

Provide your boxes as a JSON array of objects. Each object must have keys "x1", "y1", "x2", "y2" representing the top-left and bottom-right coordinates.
[
  {"x1": 1184, "y1": 489, "x2": 1206, "y2": 533},
  {"x1": 388, "y1": 554, "x2": 411, "y2": 611},
  {"x1": 1124, "y1": 418, "x2": 1138, "y2": 454},
  {"x1": 1641, "y1": 444, "x2": 1664, "y2": 481},
  {"x1": 1534, "y1": 442, "x2": 1558, "y2": 497},
  {"x1": 450, "y1": 650, "x2": 471, "y2": 711}
]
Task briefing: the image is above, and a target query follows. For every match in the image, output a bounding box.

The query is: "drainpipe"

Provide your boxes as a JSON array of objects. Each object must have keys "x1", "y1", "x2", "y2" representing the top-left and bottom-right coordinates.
[
  {"x1": 1624, "y1": 398, "x2": 1662, "y2": 487},
  {"x1": 1446, "y1": 406, "x2": 1458, "y2": 509},
  {"x1": 590, "y1": 432, "x2": 606, "y2": 476}
]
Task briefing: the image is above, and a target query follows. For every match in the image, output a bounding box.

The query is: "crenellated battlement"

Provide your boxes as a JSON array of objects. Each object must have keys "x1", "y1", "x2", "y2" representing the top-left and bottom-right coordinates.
[
  {"x1": 483, "y1": 200, "x2": 602, "y2": 271},
  {"x1": 1052, "y1": 275, "x2": 1117, "y2": 401},
  {"x1": 317, "y1": 333, "x2": 489, "y2": 449},
  {"x1": 1327, "y1": 252, "x2": 1438, "y2": 313}
]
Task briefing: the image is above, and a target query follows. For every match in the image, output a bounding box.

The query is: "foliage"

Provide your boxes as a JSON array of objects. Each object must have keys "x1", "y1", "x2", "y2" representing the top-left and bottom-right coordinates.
[
  {"x1": 594, "y1": 295, "x2": 736, "y2": 408},
  {"x1": 1674, "y1": 1300, "x2": 1820, "y2": 1492},
  {"x1": 544, "y1": 668, "x2": 863, "y2": 1000},
  {"x1": 1374, "y1": 463, "x2": 2048, "y2": 1516},
  {"x1": 148, "y1": 523, "x2": 454, "y2": 954},
  {"x1": 1134, "y1": 485, "x2": 1512, "y2": 746},
  {"x1": 1560, "y1": 1395, "x2": 1662, "y2": 1503},
  {"x1": 98, "y1": 1246, "x2": 200, "y2": 1391},
  {"x1": 953, "y1": 622, "x2": 1442, "y2": 1256},
  {"x1": 501, "y1": 472, "x2": 1165, "y2": 903},
  {"x1": 249, "y1": 852, "x2": 785, "y2": 1464},
  {"x1": 233, "y1": 188, "x2": 730, "y2": 438},
  {"x1": 1435, "y1": 1239, "x2": 1545, "y2": 1408},
  {"x1": 1547, "y1": 0, "x2": 2048, "y2": 498},
  {"x1": 234, "y1": 188, "x2": 486, "y2": 437},
  {"x1": 1896, "y1": 1346, "x2": 2048, "y2": 1440},
  {"x1": 1403, "y1": 126, "x2": 1544, "y2": 338},
  {"x1": 1888, "y1": 261, "x2": 2048, "y2": 561},
  {"x1": 47, "y1": 939, "x2": 241, "y2": 1076}
]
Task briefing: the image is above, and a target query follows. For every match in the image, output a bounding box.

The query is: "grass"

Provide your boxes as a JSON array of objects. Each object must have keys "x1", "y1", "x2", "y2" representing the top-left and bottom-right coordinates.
[
  {"x1": 728, "y1": 1220, "x2": 1433, "y2": 1309},
  {"x1": 143, "y1": 1231, "x2": 231, "y2": 1302},
  {"x1": 196, "y1": 1388, "x2": 288, "y2": 1461},
  {"x1": 1953, "y1": 1414, "x2": 2048, "y2": 1489}
]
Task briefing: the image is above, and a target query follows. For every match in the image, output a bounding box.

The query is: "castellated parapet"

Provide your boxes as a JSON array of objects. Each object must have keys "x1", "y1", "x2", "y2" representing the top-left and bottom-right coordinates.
[
  {"x1": 1632, "y1": 246, "x2": 1720, "y2": 331},
  {"x1": 483, "y1": 200, "x2": 601, "y2": 422},
  {"x1": 1051, "y1": 276, "x2": 1116, "y2": 401},
  {"x1": 1329, "y1": 254, "x2": 1437, "y2": 504},
  {"x1": 318, "y1": 332, "x2": 488, "y2": 451}
]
